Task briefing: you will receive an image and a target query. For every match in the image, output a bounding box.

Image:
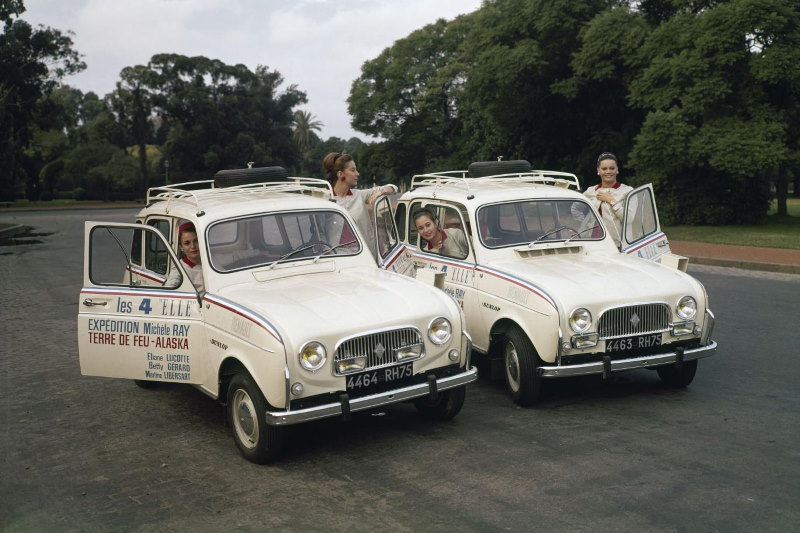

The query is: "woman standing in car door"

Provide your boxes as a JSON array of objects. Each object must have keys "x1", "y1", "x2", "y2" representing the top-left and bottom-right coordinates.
[
  {"x1": 581, "y1": 152, "x2": 634, "y2": 247},
  {"x1": 322, "y1": 152, "x2": 397, "y2": 256}
]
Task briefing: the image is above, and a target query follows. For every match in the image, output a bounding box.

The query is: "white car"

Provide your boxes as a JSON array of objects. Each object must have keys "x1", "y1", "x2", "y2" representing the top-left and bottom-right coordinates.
[
  {"x1": 78, "y1": 168, "x2": 476, "y2": 463},
  {"x1": 382, "y1": 160, "x2": 717, "y2": 406}
]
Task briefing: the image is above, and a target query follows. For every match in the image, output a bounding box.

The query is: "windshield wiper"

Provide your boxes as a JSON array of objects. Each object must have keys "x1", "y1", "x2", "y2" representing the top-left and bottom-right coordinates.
[
  {"x1": 266, "y1": 243, "x2": 322, "y2": 270},
  {"x1": 563, "y1": 224, "x2": 601, "y2": 245},
  {"x1": 529, "y1": 225, "x2": 580, "y2": 246},
  {"x1": 312, "y1": 240, "x2": 358, "y2": 263}
]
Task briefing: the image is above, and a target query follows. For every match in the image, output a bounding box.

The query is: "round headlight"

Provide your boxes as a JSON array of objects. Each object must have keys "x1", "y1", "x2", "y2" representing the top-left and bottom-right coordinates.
[
  {"x1": 298, "y1": 341, "x2": 326, "y2": 372},
  {"x1": 569, "y1": 308, "x2": 592, "y2": 333},
  {"x1": 676, "y1": 296, "x2": 697, "y2": 320},
  {"x1": 428, "y1": 317, "x2": 452, "y2": 345}
]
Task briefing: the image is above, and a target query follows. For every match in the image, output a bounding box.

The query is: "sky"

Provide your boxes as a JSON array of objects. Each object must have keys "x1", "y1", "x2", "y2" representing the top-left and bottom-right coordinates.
[{"x1": 20, "y1": 0, "x2": 484, "y2": 141}]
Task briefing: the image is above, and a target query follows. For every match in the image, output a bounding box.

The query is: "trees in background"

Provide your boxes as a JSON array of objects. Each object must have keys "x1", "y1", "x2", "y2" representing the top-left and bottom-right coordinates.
[
  {"x1": 293, "y1": 110, "x2": 323, "y2": 174},
  {"x1": 3, "y1": 0, "x2": 797, "y2": 223},
  {"x1": 348, "y1": 0, "x2": 800, "y2": 224},
  {"x1": 0, "y1": 0, "x2": 85, "y2": 201}
]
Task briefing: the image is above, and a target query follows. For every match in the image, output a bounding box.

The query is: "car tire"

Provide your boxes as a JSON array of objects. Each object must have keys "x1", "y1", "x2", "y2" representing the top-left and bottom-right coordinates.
[
  {"x1": 656, "y1": 360, "x2": 698, "y2": 388},
  {"x1": 214, "y1": 166, "x2": 288, "y2": 188},
  {"x1": 502, "y1": 326, "x2": 543, "y2": 406},
  {"x1": 227, "y1": 373, "x2": 284, "y2": 464},
  {"x1": 134, "y1": 379, "x2": 158, "y2": 389},
  {"x1": 468, "y1": 160, "x2": 531, "y2": 178},
  {"x1": 414, "y1": 385, "x2": 466, "y2": 420}
]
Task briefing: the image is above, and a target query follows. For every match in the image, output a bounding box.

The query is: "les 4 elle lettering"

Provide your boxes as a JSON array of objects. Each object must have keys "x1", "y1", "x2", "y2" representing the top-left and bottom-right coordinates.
[{"x1": 116, "y1": 297, "x2": 192, "y2": 317}]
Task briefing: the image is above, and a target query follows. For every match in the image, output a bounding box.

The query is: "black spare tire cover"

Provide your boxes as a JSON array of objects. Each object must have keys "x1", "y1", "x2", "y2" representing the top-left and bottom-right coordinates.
[
  {"x1": 214, "y1": 166, "x2": 289, "y2": 187},
  {"x1": 467, "y1": 160, "x2": 532, "y2": 178}
]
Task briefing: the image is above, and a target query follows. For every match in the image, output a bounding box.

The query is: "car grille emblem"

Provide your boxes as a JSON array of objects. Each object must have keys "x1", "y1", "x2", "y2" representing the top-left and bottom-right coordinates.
[
  {"x1": 373, "y1": 342, "x2": 386, "y2": 359},
  {"x1": 630, "y1": 313, "x2": 641, "y2": 328}
]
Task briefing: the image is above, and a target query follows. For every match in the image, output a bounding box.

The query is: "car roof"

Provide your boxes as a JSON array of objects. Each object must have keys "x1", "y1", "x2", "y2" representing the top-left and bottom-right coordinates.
[
  {"x1": 406, "y1": 171, "x2": 585, "y2": 205},
  {"x1": 140, "y1": 178, "x2": 341, "y2": 224}
]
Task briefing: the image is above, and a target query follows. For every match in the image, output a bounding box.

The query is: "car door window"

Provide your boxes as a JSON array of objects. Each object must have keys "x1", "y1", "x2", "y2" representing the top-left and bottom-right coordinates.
[{"x1": 624, "y1": 187, "x2": 655, "y2": 244}]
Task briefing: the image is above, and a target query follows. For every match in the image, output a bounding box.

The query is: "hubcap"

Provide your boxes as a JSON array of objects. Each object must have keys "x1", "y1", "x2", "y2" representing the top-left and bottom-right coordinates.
[
  {"x1": 505, "y1": 342, "x2": 521, "y2": 392},
  {"x1": 232, "y1": 389, "x2": 258, "y2": 449}
]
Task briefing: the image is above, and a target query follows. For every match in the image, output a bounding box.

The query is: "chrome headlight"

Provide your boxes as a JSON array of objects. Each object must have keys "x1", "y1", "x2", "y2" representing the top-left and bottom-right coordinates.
[
  {"x1": 298, "y1": 341, "x2": 326, "y2": 372},
  {"x1": 428, "y1": 317, "x2": 452, "y2": 345},
  {"x1": 676, "y1": 296, "x2": 697, "y2": 320},
  {"x1": 569, "y1": 308, "x2": 592, "y2": 333}
]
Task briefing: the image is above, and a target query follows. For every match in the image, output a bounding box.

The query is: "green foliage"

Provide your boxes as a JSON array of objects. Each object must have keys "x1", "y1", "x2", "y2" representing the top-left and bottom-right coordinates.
[
  {"x1": 0, "y1": 7, "x2": 85, "y2": 200},
  {"x1": 628, "y1": 0, "x2": 799, "y2": 224}
]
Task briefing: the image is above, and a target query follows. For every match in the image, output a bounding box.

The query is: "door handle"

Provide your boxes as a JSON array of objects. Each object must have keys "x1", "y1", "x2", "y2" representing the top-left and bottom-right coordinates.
[
  {"x1": 413, "y1": 261, "x2": 427, "y2": 268},
  {"x1": 657, "y1": 240, "x2": 669, "y2": 247},
  {"x1": 83, "y1": 299, "x2": 108, "y2": 307}
]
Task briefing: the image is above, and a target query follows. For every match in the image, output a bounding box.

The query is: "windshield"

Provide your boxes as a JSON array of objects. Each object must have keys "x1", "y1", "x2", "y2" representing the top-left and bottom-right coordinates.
[
  {"x1": 207, "y1": 210, "x2": 361, "y2": 272},
  {"x1": 477, "y1": 199, "x2": 603, "y2": 248}
]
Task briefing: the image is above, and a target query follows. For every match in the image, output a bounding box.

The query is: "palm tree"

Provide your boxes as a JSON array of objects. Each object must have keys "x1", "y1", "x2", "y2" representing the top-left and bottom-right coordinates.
[{"x1": 292, "y1": 110, "x2": 323, "y2": 154}]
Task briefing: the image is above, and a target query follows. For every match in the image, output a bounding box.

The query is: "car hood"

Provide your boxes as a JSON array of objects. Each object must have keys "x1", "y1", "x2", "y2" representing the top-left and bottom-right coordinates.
[
  {"x1": 487, "y1": 251, "x2": 702, "y2": 311},
  {"x1": 216, "y1": 267, "x2": 455, "y2": 346}
]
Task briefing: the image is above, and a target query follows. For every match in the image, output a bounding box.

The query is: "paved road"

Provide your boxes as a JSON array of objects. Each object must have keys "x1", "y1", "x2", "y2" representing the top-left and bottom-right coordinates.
[{"x1": 2, "y1": 210, "x2": 799, "y2": 532}]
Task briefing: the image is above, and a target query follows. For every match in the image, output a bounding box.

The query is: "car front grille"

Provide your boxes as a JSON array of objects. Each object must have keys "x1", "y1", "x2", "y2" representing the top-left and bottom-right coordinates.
[
  {"x1": 333, "y1": 327, "x2": 424, "y2": 375},
  {"x1": 597, "y1": 303, "x2": 671, "y2": 339}
]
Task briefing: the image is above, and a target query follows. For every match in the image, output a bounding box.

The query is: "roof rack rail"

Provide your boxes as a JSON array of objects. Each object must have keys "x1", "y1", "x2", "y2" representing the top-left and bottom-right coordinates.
[
  {"x1": 410, "y1": 170, "x2": 581, "y2": 193},
  {"x1": 146, "y1": 177, "x2": 334, "y2": 215}
]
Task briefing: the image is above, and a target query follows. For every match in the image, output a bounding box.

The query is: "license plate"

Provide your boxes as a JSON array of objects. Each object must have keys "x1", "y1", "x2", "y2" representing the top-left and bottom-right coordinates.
[
  {"x1": 605, "y1": 333, "x2": 662, "y2": 353},
  {"x1": 346, "y1": 362, "x2": 413, "y2": 392}
]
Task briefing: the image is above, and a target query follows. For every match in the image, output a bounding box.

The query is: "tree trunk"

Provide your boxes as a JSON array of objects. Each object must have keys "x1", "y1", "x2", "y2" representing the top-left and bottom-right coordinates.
[{"x1": 775, "y1": 169, "x2": 788, "y2": 216}]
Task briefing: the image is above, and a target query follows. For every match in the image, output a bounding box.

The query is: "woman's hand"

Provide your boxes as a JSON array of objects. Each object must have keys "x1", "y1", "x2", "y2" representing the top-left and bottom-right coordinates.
[{"x1": 597, "y1": 190, "x2": 615, "y2": 204}]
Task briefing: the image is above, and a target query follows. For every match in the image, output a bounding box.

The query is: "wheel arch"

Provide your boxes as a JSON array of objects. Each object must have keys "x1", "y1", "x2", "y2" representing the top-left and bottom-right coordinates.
[{"x1": 488, "y1": 314, "x2": 557, "y2": 363}]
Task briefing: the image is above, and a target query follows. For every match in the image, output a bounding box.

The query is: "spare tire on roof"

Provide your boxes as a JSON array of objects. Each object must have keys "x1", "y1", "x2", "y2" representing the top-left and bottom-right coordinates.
[
  {"x1": 214, "y1": 166, "x2": 289, "y2": 187},
  {"x1": 468, "y1": 160, "x2": 532, "y2": 178}
]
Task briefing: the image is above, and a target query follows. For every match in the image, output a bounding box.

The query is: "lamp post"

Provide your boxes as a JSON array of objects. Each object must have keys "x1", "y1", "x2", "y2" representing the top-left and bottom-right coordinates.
[{"x1": 164, "y1": 159, "x2": 170, "y2": 185}]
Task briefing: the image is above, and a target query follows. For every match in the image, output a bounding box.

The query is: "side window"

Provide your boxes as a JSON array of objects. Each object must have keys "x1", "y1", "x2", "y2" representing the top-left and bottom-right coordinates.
[
  {"x1": 394, "y1": 203, "x2": 407, "y2": 242},
  {"x1": 90, "y1": 225, "x2": 180, "y2": 289},
  {"x1": 624, "y1": 188, "x2": 654, "y2": 243},
  {"x1": 407, "y1": 201, "x2": 425, "y2": 247},
  {"x1": 375, "y1": 196, "x2": 399, "y2": 260},
  {"x1": 145, "y1": 219, "x2": 171, "y2": 274},
  {"x1": 413, "y1": 204, "x2": 470, "y2": 260}
]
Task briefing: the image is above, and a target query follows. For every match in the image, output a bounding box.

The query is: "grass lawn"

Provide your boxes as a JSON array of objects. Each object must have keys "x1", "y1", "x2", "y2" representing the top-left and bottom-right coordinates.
[{"x1": 664, "y1": 198, "x2": 800, "y2": 250}]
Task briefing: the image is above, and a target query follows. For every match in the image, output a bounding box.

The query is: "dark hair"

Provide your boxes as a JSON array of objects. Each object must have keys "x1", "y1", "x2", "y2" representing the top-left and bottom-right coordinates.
[
  {"x1": 596, "y1": 152, "x2": 618, "y2": 165},
  {"x1": 412, "y1": 208, "x2": 437, "y2": 225},
  {"x1": 178, "y1": 222, "x2": 196, "y2": 239},
  {"x1": 322, "y1": 152, "x2": 354, "y2": 186}
]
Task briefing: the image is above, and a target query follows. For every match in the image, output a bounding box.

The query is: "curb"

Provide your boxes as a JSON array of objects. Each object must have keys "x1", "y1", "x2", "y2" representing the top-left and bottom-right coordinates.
[{"x1": 683, "y1": 255, "x2": 800, "y2": 275}]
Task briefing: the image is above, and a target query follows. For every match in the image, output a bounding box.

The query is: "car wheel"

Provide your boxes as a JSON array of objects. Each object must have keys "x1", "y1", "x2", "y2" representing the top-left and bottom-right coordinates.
[
  {"x1": 134, "y1": 379, "x2": 158, "y2": 389},
  {"x1": 503, "y1": 326, "x2": 543, "y2": 406},
  {"x1": 227, "y1": 373, "x2": 284, "y2": 464},
  {"x1": 414, "y1": 385, "x2": 466, "y2": 420},
  {"x1": 468, "y1": 160, "x2": 531, "y2": 178},
  {"x1": 657, "y1": 360, "x2": 698, "y2": 388},
  {"x1": 214, "y1": 166, "x2": 288, "y2": 188}
]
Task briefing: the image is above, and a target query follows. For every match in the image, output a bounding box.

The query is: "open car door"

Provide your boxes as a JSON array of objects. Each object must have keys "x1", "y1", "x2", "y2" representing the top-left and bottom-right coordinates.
[
  {"x1": 373, "y1": 195, "x2": 415, "y2": 277},
  {"x1": 620, "y1": 184, "x2": 673, "y2": 263},
  {"x1": 78, "y1": 222, "x2": 206, "y2": 385}
]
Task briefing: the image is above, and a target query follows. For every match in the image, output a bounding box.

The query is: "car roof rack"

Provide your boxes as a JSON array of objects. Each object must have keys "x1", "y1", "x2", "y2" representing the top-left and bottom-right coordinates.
[
  {"x1": 146, "y1": 177, "x2": 334, "y2": 215},
  {"x1": 410, "y1": 170, "x2": 581, "y2": 194}
]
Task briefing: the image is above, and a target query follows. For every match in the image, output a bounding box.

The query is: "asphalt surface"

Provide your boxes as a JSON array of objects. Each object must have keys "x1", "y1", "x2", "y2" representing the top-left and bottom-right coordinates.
[{"x1": 1, "y1": 208, "x2": 799, "y2": 533}]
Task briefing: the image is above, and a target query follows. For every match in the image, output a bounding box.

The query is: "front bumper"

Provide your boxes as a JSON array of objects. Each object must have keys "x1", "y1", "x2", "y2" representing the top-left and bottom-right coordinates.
[
  {"x1": 539, "y1": 340, "x2": 717, "y2": 378},
  {"x1": 265, "y1": 365, "x2": 478, "y2": 426}
]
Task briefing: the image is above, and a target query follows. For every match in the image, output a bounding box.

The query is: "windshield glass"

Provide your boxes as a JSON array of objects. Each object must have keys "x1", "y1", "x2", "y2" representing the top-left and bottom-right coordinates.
[
  {"x1": 207, "y1": 210, "x2": 361, "y2": 272},
  {"x1": 477, "y1": 199, "x2": 603, "y2": 248}
]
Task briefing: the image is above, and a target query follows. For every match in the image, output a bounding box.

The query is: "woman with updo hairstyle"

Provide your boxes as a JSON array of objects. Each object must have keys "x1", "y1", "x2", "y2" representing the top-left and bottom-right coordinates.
[
  {"x1": 576, "y1": 152, "x2": 635, "y2": 247},
  {"x1": 412, "y1": 208, "x2": 469, "y2": 259},
  {"x1": 322, "y1": 152, "x2": 397, "y2": 256},
  {"x1": 164, "y1": 222, "x2": 205, "y2": 293}
]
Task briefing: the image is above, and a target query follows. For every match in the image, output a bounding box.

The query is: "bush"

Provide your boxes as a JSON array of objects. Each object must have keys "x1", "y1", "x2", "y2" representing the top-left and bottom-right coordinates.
[
  {"x1": 39, "y1": 191, "x2": 54, "y2": 202},
  {"x1": 73, "y1": 187, "x2": 86, "y2": 201}
]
